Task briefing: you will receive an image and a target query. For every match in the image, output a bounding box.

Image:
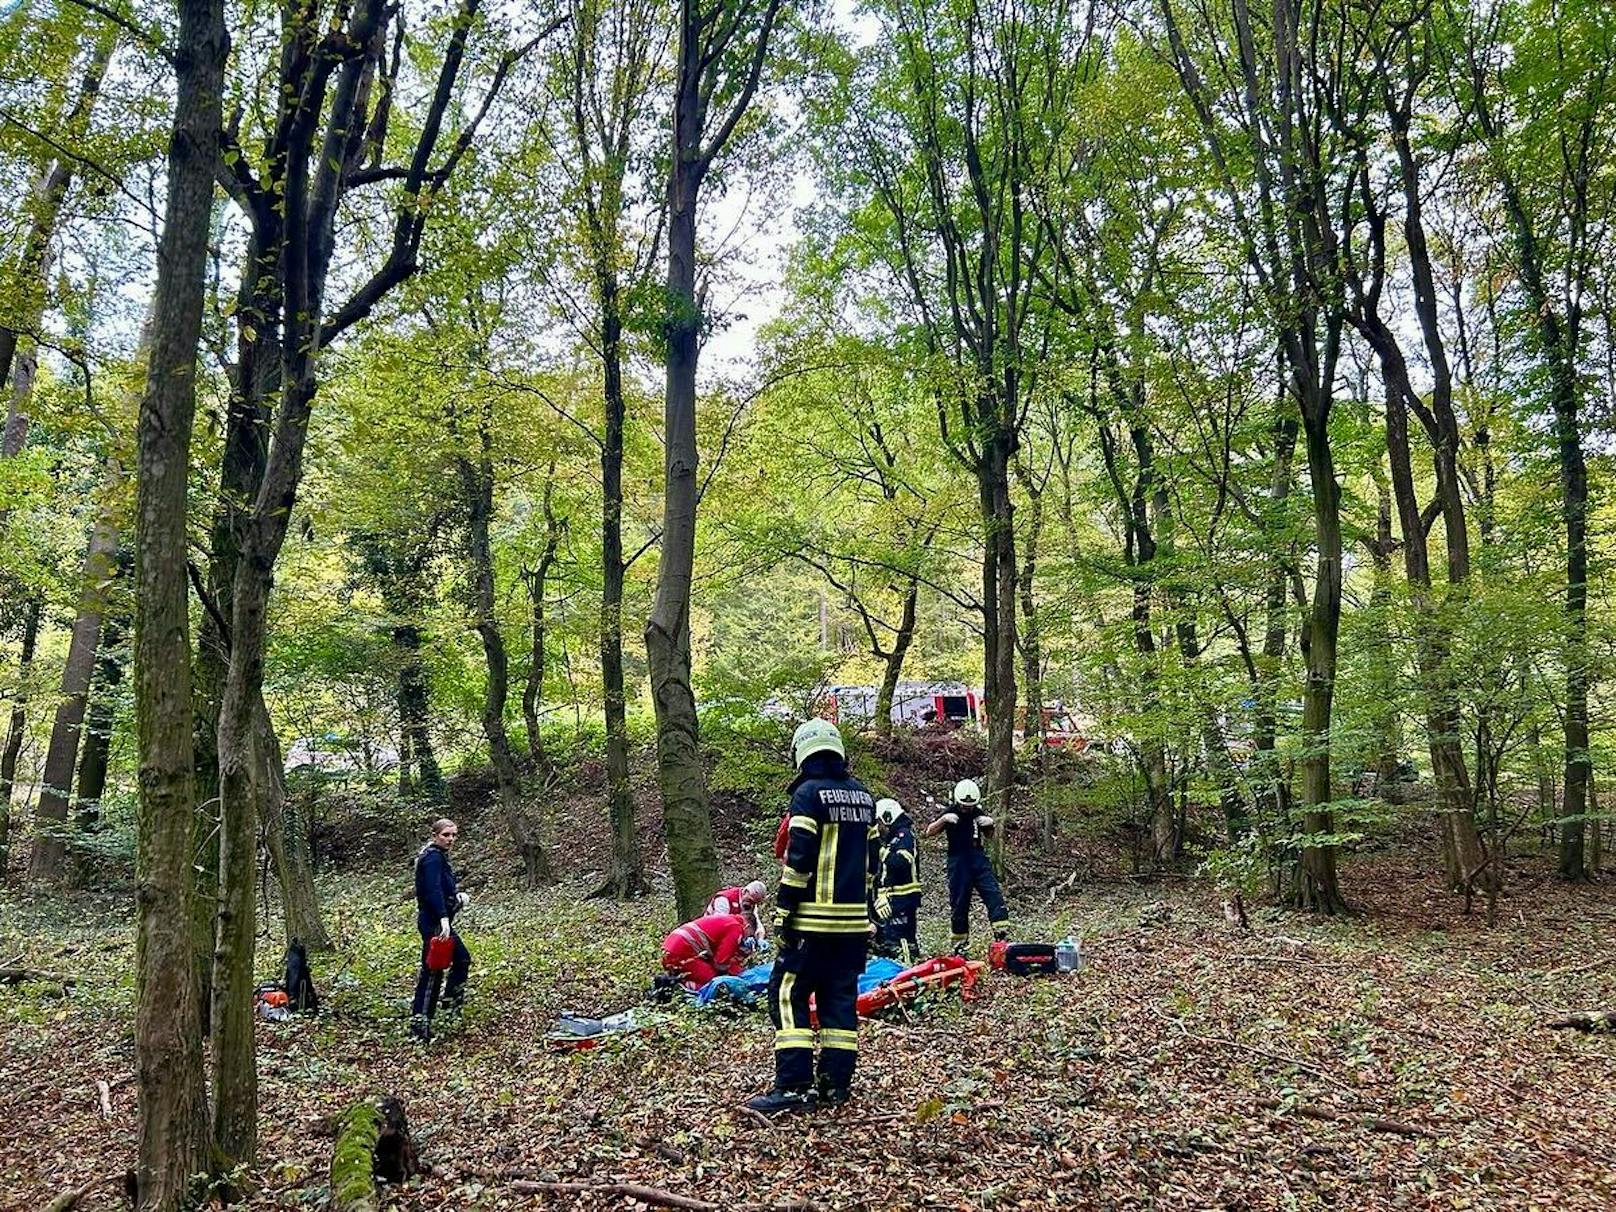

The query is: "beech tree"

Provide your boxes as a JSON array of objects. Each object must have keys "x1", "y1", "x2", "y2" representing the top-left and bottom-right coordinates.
[
  {"x1": 130, "y1": 0, "x2": 226, "y2": 1199},
  {"x1": 532, "y1": 0, "x2": 673, "y2": 898},
  {"x1": 648, "y1": 0, "x2": 785, "y2": 920},
  {"x1": 199, "y1": 0, "x2": 551, "y2": 1167}
]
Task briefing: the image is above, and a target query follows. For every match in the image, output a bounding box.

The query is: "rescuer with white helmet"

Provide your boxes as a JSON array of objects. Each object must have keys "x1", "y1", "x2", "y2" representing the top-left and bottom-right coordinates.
[
  {"x1": 872, "y1": 797, "x2": 921, "y2": 963},
  {"x1": 925, "y1": 777, "x2": 1010, "y2": 953}
]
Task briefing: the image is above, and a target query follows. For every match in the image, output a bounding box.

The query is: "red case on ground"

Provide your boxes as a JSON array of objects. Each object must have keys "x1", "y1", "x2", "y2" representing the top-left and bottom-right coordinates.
[
  {"x1": 425, "y1": 935, "x2": 455, "y2": 971},
  {"x1": 999, "y1": 942, "x2": 1058, "y2": 976}
]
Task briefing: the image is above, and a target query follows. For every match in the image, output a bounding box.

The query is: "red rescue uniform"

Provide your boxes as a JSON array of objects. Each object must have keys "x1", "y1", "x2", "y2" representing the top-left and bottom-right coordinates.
[
  {"x1": 660, "y1": 913, "x2": 750, "y2": 987},
  {"x1": 706, "y1": 886, "x2": 747, "y2": 915}
]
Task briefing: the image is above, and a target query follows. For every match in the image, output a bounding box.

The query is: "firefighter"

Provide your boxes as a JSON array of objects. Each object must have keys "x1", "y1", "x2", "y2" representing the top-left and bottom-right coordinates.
[
  {"x1": 660, "y1": 912, "x2": 756, "y2": 988},
  {"x1": 873, "y1": 798, "x2": 921, "y2": 964},
  {"x1": 705, "y1": 880, "x2": 769, "y2": 942},
  {"x1": 411, "y1": 818, "x2": 471, "y2": 1041},
  {"x1": 745, "y1": 719, "x2": 879, "y2": 1116},
  {"x1": 925, "y1": 779, "x2": 1010, "y2": 954}
]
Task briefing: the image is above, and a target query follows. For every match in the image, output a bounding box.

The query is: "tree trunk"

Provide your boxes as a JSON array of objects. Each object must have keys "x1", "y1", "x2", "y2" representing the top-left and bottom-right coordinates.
[
  {"x1": 393, "y1": 625, "x2": 442, "y2": 801},
  {"x1": 1364, "y1": 483, "x2": 1402, "y2": 789},
  {"x1": 1295, "y1": 397, "x2": 1346, "y2": 915},
  {"x1": 1133, "y1": 572, "x2": 1174, "y2": 864},
  {"x1": 874, "y1": 580, "x2": 919, "y2": 740},
  {"x1": 0, "y1": 28, "x2": 115, "y2": 397},
  {"x1": 0, "y1": 329, "x2": 39, "y2": 533},
  {"x1": 460, "y1": 423, "x2": 550, "y2": 886},
  {"x1": 522, "y1": 476, "x2": 562, "y2": 777},
  {"x1": 132, "y1": 0, "x2": 226, "y2": 1194},
  {"x1": 1472, "y1": 61, "x2": 1595, "y2": 881},
  {"x1": 648, "y1": 28, "x2": 719, "y2": 923},
  {"x1": 975, "y1": 429, "x2": 1019, "y2": 867},
  {"x1": 1554, "y1": 348, "x2": 1591, "y2": 881},
  {"x1": 212, "y1": 571, "x2": 265, "y2": 1170},
  {"x1": 253, "y1": 692, "x2": 330, "y2": 948},
  {"x1": 31, "y1": 461, "x2": 122, "y2": 880},
  {"x1": 1251, "y1": 413, "x2": 1298, "y2": 839},
  {"x1": 522, "y1": 576, "x2": 548, "y2": 771},
  {"x1": 1017, "y1": 469, "x2": 1046, "y2": 783},
  {"x1": 75, "y1": 604, "x2": 125, "y2": 834},
  {"x1": 593, "y1": 273, "x2": 645, "y2": 899},
  {"x1": 1371, "y1": 346, "x2": 1484, "y2": 889},
  {"x1": 0, "y1": 599, "x2": 41, "y2": 878}
]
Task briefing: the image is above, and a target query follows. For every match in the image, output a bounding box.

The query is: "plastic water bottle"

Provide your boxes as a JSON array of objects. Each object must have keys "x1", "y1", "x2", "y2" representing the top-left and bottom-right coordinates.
[{"x1": 1055, "y1": 935, "x2": 1082, "y2": 973}]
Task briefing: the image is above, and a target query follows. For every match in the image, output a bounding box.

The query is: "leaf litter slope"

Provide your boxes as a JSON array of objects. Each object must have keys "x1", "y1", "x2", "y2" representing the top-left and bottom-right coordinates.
[{"x1": 1, "y1": 855, "x2": 1613, "y2": 1210}]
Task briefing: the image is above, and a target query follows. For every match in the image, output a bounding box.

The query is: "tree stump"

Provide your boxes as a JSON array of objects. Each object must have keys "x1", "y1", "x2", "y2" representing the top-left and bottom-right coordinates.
[{"x1": 331, "y1": 1096, "x2": 419, "y2": 1210}]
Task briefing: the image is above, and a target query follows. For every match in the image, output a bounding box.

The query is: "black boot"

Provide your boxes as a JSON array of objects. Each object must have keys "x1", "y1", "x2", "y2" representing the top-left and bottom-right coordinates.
[
  {"x1": 815, "y1": 1077, "x2": 851, "y2": 1107},
  {"x1": 409, "y1": 1015, "x2": 431, "y2": 1043},
  {"x1": 744, "y1": 1086, "x2": 816, "y2": 1117}
]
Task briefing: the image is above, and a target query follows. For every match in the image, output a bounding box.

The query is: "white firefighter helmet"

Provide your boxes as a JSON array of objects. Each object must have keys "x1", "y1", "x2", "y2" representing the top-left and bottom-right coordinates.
[
  {"x1": 791, "y1": 718, "x2": 846, "y2": 767},
  {"x1": 953, "y1": 778, "x2": 982, "y2": 807},
  {"x1": 875, "y1": 798, "x2": 904, "y2": 827}
]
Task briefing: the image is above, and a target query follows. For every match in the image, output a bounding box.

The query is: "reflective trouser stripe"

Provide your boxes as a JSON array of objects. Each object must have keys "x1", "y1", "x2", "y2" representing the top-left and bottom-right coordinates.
[
  {"x1": 777, "y1": 970, "x2": 798, "y2": 1029},
  {"x1": 820, "y1": 1027, "x2": 859, "y2": 1050},
  {"x1": 673, "y1": 924, "x2": 713, "y2": 957}
]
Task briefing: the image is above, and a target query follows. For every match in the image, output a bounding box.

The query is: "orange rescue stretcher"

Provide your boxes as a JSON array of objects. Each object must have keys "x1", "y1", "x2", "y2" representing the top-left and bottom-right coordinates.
[{"x1": 855, "y1": 955, "x2": 985, "y2": 1018}]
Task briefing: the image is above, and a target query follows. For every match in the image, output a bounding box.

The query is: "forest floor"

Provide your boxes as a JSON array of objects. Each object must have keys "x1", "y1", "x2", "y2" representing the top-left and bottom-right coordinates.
[{"x1": 3, "y1": 820, "x2": 1615, "y2": 1211}]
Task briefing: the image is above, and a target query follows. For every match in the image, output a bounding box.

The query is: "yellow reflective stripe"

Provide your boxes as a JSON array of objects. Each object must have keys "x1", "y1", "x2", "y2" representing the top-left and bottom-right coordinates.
[
  {"x1": 889, "y1": 883, "x2": 922, "y2": 896},
  {"x1": 775, "y1": 1029, "x2": 816, "y2": 1049},
  {"x1": 778, "y1": 971, "x2": 798, "y2": 1030},
  {"x1": 780, "y1": 867, "x2": 811, "y2": 889},
  {"x1": 788, "y1": 919, "x2": 871, "y2": 934},
  {"x1": 950, "y1": 932, "x2": 969, "y2": 944},
  {"x1": 820, "y1": 1028, "x2": 859, "y2": 1049},
  {"x1": 815, "y1": 822, "x2": 839, "y2": 899},
  {"x1": 788, "y1": 814, "x2": 819, "y2": 834},
  {"x1": 792, "y1": 902, "x2": 868, "y2": 919}
]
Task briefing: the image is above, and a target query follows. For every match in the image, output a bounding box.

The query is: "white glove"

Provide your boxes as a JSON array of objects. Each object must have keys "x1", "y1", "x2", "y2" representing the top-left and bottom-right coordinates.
[
  {"x1": 978, "y1": 815, "x2": 995, "y2": 829},
  {"x1": 437, "y1": 918, "x2": 451, "y2": 939},
  {"x1": 456, "y1": 891, "x2": 471, "y2": 908},
  {"x1": 939, "y1": 812, "x2": 959, "y2": 826},
  {"x1": 875, "y1": 894, "x2": 893, "y2": 922}
]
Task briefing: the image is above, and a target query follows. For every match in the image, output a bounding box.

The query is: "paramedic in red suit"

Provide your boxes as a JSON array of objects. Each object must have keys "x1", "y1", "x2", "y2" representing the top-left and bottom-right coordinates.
[
  {"x1": 660, "y1": 912, "x2": 753, "y2": 987},
  {"x1": 706, "y1": 880, "x2": 769, "y2": 940}
]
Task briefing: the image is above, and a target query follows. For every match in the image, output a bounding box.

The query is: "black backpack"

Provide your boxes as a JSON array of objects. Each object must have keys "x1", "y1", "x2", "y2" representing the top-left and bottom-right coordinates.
[{"x1": 284, "y1": 940, "x2": 320, "y2": 1014}]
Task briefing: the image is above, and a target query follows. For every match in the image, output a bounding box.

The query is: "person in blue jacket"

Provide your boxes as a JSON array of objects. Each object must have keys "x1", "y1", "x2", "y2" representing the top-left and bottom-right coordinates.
[{"x1": 411, "y1": 817, "x2": 471, "y2": 1041}]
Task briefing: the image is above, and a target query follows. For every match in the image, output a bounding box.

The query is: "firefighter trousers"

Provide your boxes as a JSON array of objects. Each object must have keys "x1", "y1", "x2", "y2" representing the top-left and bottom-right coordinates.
[
  {"x1": 875, "y1": 893, "x2": 921, "y2": 965},
  {"x1": 768, "y1": 933, "x2": 865, "y2": 1092},
  {"x1": 947, "y1": 851, "x2": 1009, "y2": 946}
]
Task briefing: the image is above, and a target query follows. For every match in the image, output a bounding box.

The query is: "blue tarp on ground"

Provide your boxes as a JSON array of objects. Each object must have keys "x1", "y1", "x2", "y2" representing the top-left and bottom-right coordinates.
[{"x1": 692, "y1": 956, "x2": 906, "y2": 1008}]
